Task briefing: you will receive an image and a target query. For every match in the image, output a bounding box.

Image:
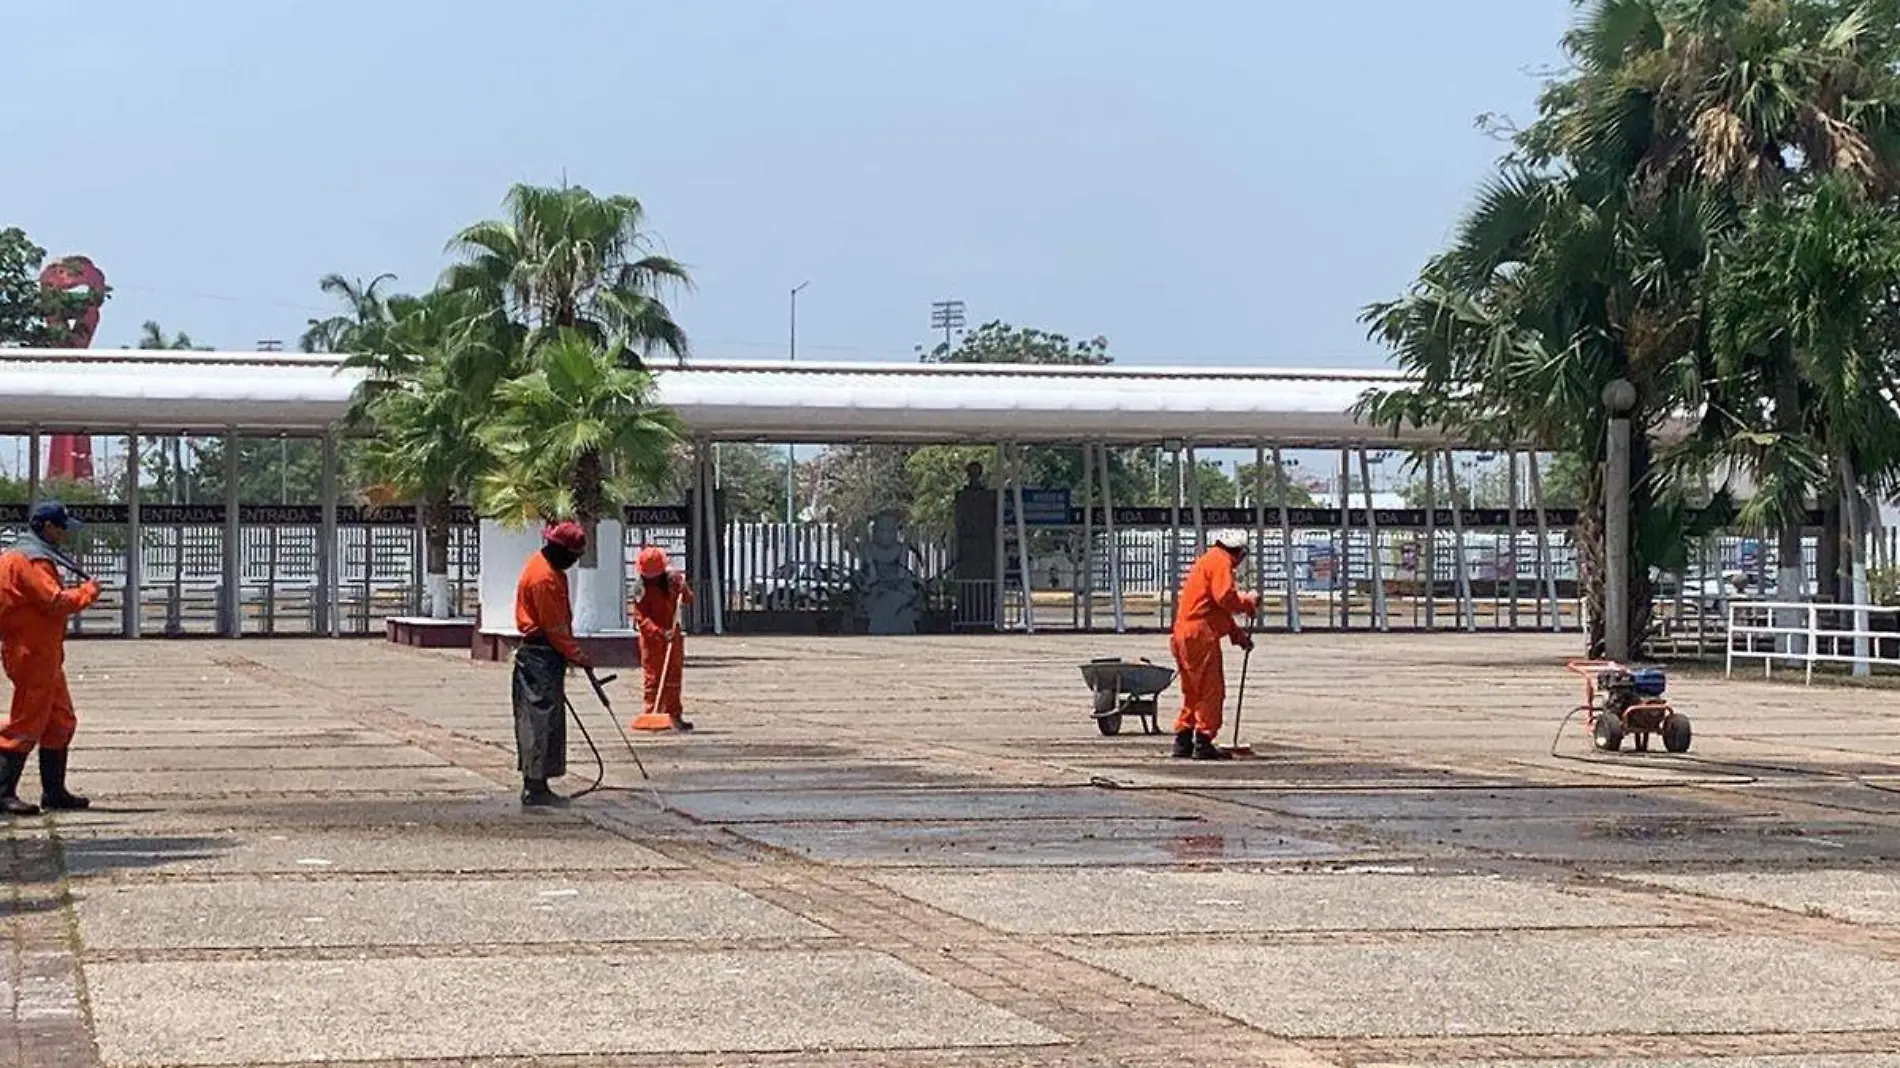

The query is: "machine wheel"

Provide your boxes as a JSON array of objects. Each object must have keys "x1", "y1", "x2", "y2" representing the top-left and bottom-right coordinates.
[
  {"x1": 1096, "y1": 713, "x2": 1124, "y2": 736},
  {"x1": 1662, "y1": 713, "x2": 1692, "y2": 754},
  {"x1": 1592, "y1": 711, "x2": 1625, "y2": 753}
]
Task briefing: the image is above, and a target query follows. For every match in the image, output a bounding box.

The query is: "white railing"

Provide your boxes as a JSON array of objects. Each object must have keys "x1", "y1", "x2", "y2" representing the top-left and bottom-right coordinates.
[{"x1": 1725, "y1": 600, "x2": 1900, "y2": 683}]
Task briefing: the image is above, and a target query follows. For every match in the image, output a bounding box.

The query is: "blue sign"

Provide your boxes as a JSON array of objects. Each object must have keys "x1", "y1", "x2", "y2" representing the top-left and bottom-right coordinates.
[{"x1": 1003, "y1": 488, "x2": 1073, "y2": 527}]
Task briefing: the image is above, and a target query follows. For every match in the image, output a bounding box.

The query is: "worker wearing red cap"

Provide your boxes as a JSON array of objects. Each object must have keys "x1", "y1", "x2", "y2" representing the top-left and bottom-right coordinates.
[
  {"x1": 631, "y1": 546, "x2": 694, "y2": 732},
  {"x1": 1169, "y1": 532, "x2": 1258, "y2": 761},
  {"x1": 0, "y1": 502, "x2": 101, "y2": 816},
  {"x1": 512, "y1": 521, "x2": 592, "y2": 807}
]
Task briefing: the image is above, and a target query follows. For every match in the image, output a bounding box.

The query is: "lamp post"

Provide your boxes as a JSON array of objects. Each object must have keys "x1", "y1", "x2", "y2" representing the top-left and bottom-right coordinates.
[
  {"x1": 785, "y1": 282, "x2": 809, "y2": 526},
  {"x1": 1602, "y1": 378, "x2": 1637, "y2": 661}
]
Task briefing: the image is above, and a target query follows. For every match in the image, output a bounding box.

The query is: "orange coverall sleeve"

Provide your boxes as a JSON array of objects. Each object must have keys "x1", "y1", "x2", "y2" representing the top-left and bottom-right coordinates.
[
  {"x1": 1204, "y1": 556, "x2": 1250, "y2": 639},
  {"x1": 633, "y1": 599, "x2": 668, "y2": 642},
  {"x1": 14, "y1": 560, "x2": 99, "y2": 618},
  {"x1": 673, "y1": 576, "x2": 695, "y2": 607},
  {"x1": 525, "y1": 579, "x2": 588, "y2": 666}
]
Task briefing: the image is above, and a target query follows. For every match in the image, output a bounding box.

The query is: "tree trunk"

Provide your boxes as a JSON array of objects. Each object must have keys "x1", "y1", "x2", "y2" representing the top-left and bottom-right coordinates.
[
  {"x1": 573, "y1": 449, "x2": 604, "y2": 570},
  {"x1": 423, "y1": 493, "x2": 453, "y2": 620},
  {"x1": 1578, "y1": 460, "x2": 1606, "y2": 656},
  {"x1": 1820, "y1": 496, "x2": 1844, "y2": 603},
  {"x1": 1839, "y1": 451, "x2": 1872, "y2": 676}
]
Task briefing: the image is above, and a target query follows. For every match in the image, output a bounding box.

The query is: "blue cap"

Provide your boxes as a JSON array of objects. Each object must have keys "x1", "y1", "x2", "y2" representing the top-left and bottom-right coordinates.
[{"x1": 29, "y1": 501, "x2": 81, "y2": 530}]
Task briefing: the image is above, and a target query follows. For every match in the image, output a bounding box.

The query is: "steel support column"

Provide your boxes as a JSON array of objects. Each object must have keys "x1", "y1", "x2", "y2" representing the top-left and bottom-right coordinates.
[
  {"x1": 123, "y1": 433, "x2": 142, "y2": 638},
  {"x1": 1274, "y1": 447, "x2": 1299, "y2": 633},
  {"x1": 1081, "y1": 442, "x2": 1095, "y2": 631},
  {"x1": 1095, "y1": 443, "x2": 1125, "y2": 633},
  {"x1": 1010, "y1": 444, "x2": 1034, "y2": 634},
  {"x1": 1358, "y1": 448, "x2": 1388, "y2": 631},
  {"x1": 222, "y1": 430, "x2": 242, "y2": 638},
  {"x1": 1443, "y1": 450, "x2": 1475, "y2": 631},
  {"x1": 320, "y1": 432, "x2": 339, "y2": 637}
]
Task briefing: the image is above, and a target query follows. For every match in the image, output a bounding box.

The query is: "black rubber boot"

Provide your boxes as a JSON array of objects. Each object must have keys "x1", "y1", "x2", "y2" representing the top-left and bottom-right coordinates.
[
  {"x1": 1171, "y1": 729, "x2": 1195, "y2": 759},
  {"x1": 1, "y1": 750, "x2": 40, "y2": 817},
  {"x1": 38, "y1": 749, "x2": 89, "y2": 811},
  {"x1": 520, "y1": 778, "x2": 570, "y2": 808},
  {"x1": 1191, "y1": 732, "x2": 1233, "y2": 761},
  {"x1": 670, "y1": 715, "x2": 696, "y2": 733}
]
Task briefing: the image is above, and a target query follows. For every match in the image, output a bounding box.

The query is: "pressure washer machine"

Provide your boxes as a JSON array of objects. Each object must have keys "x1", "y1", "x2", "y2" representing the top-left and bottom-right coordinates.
[{"x1": 1566, "y1": 659, "x2": 1692, "y2": 754}]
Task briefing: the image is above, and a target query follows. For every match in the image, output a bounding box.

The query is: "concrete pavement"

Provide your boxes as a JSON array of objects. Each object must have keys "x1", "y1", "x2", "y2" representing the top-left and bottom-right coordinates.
[{"x1": 7, "y1": 631, "x2": 1900, "y2": 1066}]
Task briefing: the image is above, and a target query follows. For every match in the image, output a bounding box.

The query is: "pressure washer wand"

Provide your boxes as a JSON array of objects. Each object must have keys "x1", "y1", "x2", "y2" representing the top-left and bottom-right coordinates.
[{"x1": 585, "y1": 668, "x2": 650, "y2": 782}]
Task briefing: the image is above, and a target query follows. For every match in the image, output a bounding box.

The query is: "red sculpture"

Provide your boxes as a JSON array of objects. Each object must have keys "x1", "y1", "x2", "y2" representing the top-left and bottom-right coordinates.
[{"x1": 37, "y1": 256, "x2": 108, "y2": 483}]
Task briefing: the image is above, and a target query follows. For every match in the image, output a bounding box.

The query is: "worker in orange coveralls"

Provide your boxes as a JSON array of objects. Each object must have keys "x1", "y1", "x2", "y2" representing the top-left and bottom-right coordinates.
[
  {"x1": 1169, "y1": 532, "x2": 1258, "y2": 761},
  {"x1": 631, "y1": 546, "x2": 695, "y2": 732},
  {"x1": 0, "y1": 502, "x2": 102, "y2": 816},
  {"x1": 513, "y1": 521, "x2": 592, "y2": 808}
]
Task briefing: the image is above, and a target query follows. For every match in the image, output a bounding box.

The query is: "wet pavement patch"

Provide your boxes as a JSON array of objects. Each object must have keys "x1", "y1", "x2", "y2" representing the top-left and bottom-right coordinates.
[
  {"x1": 1092, "y1": 759, "x2": 1514, "y2": 790},
  {"x1": 871, "y1": 869, "x2": 1642, "y2": 935},
  {"x1": 728, "y1": 817, "x2": 1348, "y2": 867},
  {"x1": 665, "y1": 786, "x2": 1180, "y2": 824},
  {"x1": 58, "y1": 825, "x2": 681, "y2": 878},
  {"x1": 651, "y1": 763, "x2": 983, "y2": 793},
  {"x1": 1065, "y1": 933, "x2": 1900, "y2": 1037},
  {"x1": 1212, "y1": 786, "x2": 1746, "y2": 822}
]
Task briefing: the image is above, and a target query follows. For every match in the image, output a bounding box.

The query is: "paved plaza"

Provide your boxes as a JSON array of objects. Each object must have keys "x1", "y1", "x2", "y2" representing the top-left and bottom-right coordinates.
[{"x1": 8, "y1": 630, "x2": 1900, "y2": 1067}]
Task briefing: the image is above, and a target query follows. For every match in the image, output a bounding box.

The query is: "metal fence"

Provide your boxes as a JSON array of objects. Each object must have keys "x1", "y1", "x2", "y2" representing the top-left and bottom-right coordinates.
[{"x1": 7, "y1": 505, "x2": 1887, "y2": 641}]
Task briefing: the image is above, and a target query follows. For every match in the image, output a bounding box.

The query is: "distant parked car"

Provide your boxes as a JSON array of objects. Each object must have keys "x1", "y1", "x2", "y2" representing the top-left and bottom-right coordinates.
[{"x1": 750, "y1": 562, "x2": 852, "y2": 611}]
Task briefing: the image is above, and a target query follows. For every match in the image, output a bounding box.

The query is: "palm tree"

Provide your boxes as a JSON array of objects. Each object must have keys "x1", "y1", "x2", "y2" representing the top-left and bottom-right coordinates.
[
  {"x1": 341, "y1": 287, "x2": 520, "y2": 619},
  {"x1": 475, "y1": 329, "x2": 682, "y2": 567},
  {"x1": 1360, "y1": 0, "x2": 1900, "y2": 656},
  {"x1": 444, "y1": 183, "x2": 691, "y2": 366},
  {"x1": 300, "y1": 272, "x2": 398, "y2": 354}
]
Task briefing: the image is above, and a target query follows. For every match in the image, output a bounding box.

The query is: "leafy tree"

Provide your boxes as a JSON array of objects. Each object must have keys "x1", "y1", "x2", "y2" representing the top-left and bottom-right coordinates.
[
  {"x1": 916, "y1": 320, "x2": 1109, "y2": 365},
  {"x1": 0, "y1": 228, "x2": 102, "y2": 347},
  {"x1": 445, "y1": 183, "x2": 690, "y2": 365}
]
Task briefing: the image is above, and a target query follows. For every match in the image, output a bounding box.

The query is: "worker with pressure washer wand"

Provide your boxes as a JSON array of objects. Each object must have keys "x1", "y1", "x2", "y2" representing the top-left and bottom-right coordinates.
[
  {"x1": 1170, "y1": 532, "x2": 1259, "y2": 761},
  {"x1": 0, "y1": 502, "x2": 103, "y2": 816},
  {"x1": 511, "y1": 521, "x2": 594, "y2": 808}
]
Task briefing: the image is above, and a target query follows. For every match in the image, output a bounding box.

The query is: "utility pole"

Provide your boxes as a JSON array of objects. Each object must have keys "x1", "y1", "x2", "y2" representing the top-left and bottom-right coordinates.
[
  {"x1": 930, "y1": 299, "x2": 966, "y2": 352},
  {"x1": 785, "y1": 282, "x2": 808, "y2": 526}
]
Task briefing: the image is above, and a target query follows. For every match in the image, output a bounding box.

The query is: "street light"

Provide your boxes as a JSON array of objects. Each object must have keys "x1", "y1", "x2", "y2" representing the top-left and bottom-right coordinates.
[{"x1": 785, "y1": 282, "x2": 809, "y2": 526}]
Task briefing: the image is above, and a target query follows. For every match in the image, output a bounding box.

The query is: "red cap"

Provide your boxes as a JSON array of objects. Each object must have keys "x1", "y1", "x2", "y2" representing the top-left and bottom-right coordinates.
[
  {"x1": 543, "y1": 521, "x2": 587, "y2": 552},
  {"x1": 637, "y1": 546, "x2": 669, "y2": 577}
]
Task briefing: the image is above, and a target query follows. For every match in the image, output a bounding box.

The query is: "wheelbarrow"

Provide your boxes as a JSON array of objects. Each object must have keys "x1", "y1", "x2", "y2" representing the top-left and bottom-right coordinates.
[{"x1": 1079, "y1": 657, "x2": 1177, "y2": 736}]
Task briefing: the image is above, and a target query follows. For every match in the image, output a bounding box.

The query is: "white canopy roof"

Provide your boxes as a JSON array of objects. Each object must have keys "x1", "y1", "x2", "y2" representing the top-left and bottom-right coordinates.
[{"x1": 0, "y1": 348, "x2": 1464, "y2": 445}]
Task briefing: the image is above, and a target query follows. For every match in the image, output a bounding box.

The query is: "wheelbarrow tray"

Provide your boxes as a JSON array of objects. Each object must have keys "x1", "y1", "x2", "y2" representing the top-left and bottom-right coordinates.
[{"x1": 1080, "y1": 658, "x2": 1176, "y2": 698}]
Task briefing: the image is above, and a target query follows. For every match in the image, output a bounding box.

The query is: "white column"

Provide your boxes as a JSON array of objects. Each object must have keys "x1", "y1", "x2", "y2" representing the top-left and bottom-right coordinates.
[
  {"x1": 993, "y1": 444, "x2": 1007, "y2": 632},
  {"x1": 1253, "y1": 444, "x2": 1268, "y2": 619}
]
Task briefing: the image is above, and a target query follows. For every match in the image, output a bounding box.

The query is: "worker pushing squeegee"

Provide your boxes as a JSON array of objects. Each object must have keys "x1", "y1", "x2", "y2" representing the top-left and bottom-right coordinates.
[{"x1": 1168, "y1": 531, "x2": 1259, "y2": 761}]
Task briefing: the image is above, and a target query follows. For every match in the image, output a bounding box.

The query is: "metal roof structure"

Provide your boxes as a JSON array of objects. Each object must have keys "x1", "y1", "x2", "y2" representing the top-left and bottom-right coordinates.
[{"x1": 0, "y1": 348, "x2": 1458, "y2": 445}]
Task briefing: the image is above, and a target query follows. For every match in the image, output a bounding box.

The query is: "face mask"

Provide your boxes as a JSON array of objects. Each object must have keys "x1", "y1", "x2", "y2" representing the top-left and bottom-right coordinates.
[{"x1": 543, "y1": 545, "x2": 581, "y2": 571}]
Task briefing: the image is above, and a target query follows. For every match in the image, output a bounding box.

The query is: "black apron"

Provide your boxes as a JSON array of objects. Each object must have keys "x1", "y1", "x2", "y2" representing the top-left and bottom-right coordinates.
[{"x1": 511, "y1": 640, "x2": 568, "y2": 780}]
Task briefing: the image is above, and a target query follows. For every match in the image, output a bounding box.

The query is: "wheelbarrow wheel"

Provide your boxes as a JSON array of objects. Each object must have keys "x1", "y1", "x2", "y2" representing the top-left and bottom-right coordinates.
[
  {"x1": 1592, "y1": 711, "x2": 1625, "y2": 753},
  {"x1": 1096, "y1": 713, "x2": 1124, "y2": 736},
  {"x1": 1662, "y1": 713, "x2": 1692, "y2": 754}
]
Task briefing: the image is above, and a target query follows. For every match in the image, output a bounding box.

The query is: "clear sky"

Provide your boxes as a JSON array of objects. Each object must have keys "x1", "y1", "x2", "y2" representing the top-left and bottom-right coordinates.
[{"x1": 5, "y1": 0, "x2": 1573, "y2": 369}]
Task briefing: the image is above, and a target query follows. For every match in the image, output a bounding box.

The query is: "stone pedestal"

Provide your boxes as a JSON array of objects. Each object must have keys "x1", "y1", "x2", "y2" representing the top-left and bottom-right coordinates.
[{"x1": 474, "y1": 519, "x2": 634, "y2": 665}]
